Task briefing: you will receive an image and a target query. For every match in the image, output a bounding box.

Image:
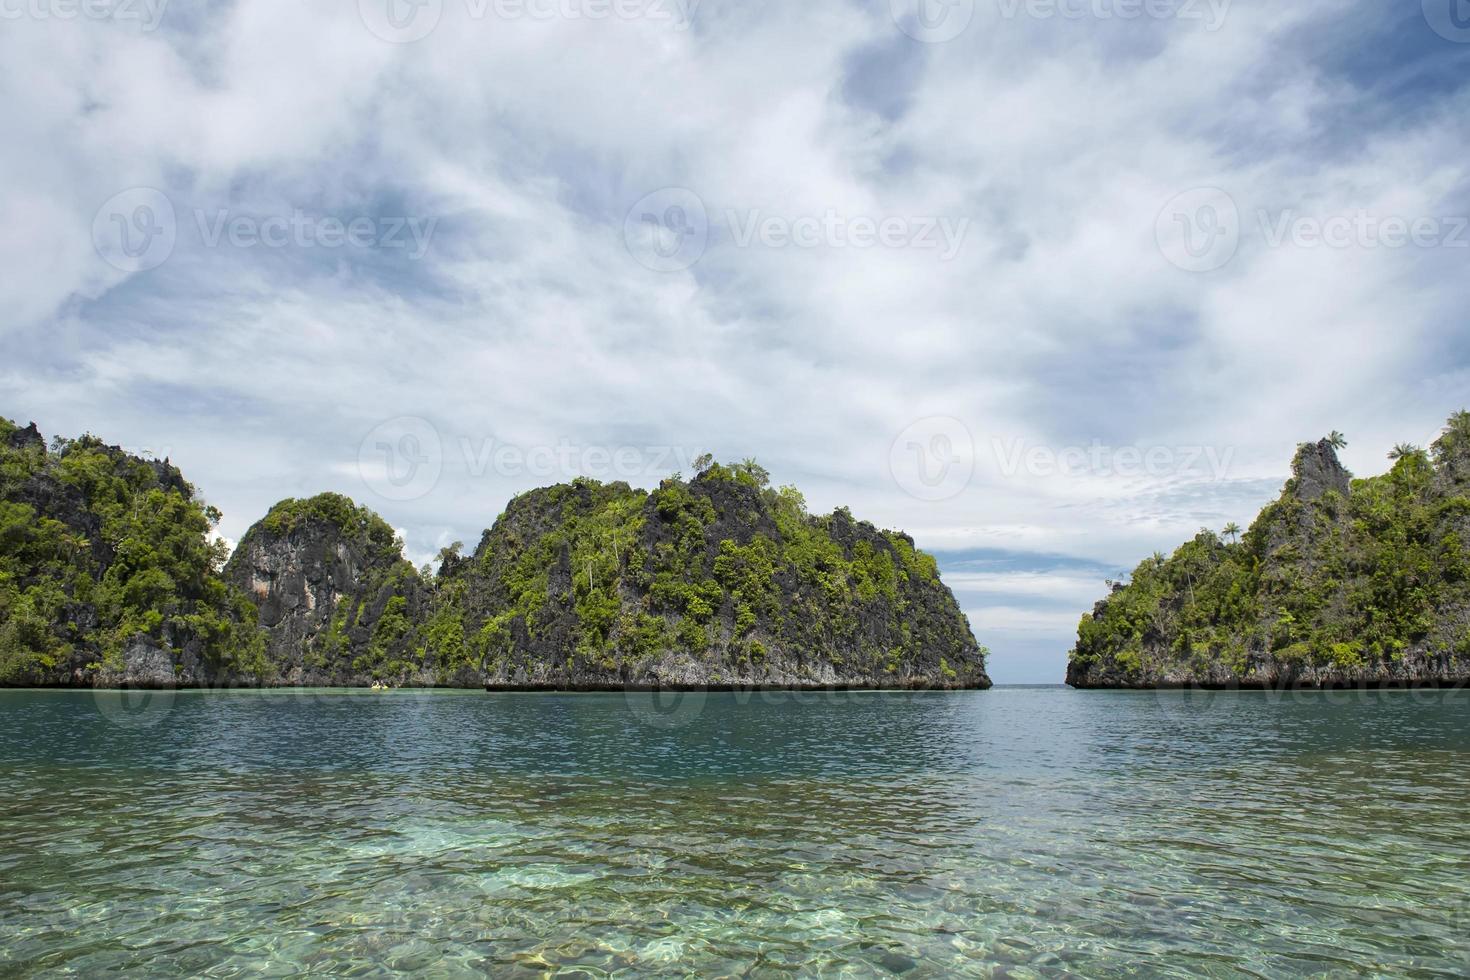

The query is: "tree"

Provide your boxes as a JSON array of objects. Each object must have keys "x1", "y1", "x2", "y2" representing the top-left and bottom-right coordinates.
[
  {"x1": 1388, "y1": 443, "x2": 1422, "y2": 462},
  {"x1": 1223, "y1": 522, "x2": 1242, "y2": 544},
  {"x1": 1328, "y1": 431, "x2": 1348, "y2": 450},
  {"x1": 435, "y1": 541, "x2": 465, "y2": 577},
  {"x1": 1435, "y1": 411, "x2": 1470, "y2": 464},
  {"x1": 736, "y1": 457, "x2": 771, "y2": 488}
]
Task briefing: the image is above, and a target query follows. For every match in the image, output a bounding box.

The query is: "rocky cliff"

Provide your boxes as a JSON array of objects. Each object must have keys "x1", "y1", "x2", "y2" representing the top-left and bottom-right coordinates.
[
  {"x1": 0, "y1": 417, "x2": 264, "y2": 687},
  {"x1": 1067, "y1": 412, "x2": 1470, "y2": 689},
  {"x1": 219, "y1": 494, "x2": 444, "y2": 686},
  {"x1": 1, "y1": 417, "x2": 988, "y2": 689},
  {"x1": 434, "y1": 464, "x2": 989, "y2": 689},
  {"x1": 225, "y1": 463, "x2": 990, "y2": 689}
]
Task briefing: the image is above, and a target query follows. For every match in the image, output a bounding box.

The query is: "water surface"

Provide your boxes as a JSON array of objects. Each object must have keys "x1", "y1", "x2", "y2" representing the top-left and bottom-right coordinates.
[{"x1": 2, "y1": 687, "x2": 1468, "y2": 976}]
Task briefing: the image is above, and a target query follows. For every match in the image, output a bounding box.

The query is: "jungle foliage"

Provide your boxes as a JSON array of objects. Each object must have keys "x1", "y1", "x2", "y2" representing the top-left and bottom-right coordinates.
[
  {"x1": 1070, "y1": 412, "x2": 1470, "y2": 682},
  {"x1": 0, "y1": 418, "x2": 265, "y2": 683}
]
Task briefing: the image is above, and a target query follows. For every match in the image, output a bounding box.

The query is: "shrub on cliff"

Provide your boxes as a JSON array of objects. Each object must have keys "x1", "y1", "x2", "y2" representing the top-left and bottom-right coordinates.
[
  {"x1": 1069, "y1": 411, "x2": 1470, "y2": 687},
  {"x1": 3, "y1": 417, "x2": 986, "y2": 690},
  {"x1": 0, "y1": 418, "x2": 265, "y2": 684},
  {"x1": 430, "y1": 459, "x2": 986, "y2": 688}
]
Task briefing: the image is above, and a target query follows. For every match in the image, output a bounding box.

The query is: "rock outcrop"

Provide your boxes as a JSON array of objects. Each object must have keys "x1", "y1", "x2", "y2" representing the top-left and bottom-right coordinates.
[
  {"x1": 220, "y1": 494, "x2": 442, "y2": 686},
  {"x1": 1067, "y1": 412, "x2": 1470, "y2": 689},
  {"x1": 435, "y1": 466, "x2": 989, "y2": 689},
  {"x1": 1289, "y1": 438, "x2": 1352, "y2": 502},
  {"x1": 0, "y1": 417, "x2": 264, "y2": 687},
  {"x1": 223, "y1": 465, "x2": 990, "y2": 689},
  {"x1": 1, "y1": 417, "x2": 989, "y2": 689}
]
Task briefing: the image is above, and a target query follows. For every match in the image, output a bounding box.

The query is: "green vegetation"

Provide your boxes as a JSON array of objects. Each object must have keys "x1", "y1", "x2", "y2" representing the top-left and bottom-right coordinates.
[
  {"x1": 0, "y1": 419, "x2": 266, "y2": 683},
  {"x1": 2, "y1": 417, "x2": 985, "y2": 688},
  {"x1": 436, "y1": 458, "x2": 986, "y2": 685},
  {"x1": 260, "y1": 493, "x2": 401, "y2": 562},
  {"x1": 1069, "y1": 411, "x2": 1470, "y2": 685},
  {"x1": 228, "y1": 492, "x2": 443, "y2": 683},
  {"x1": 279, "y1": 458, "x2": 983, "y2": 686}
]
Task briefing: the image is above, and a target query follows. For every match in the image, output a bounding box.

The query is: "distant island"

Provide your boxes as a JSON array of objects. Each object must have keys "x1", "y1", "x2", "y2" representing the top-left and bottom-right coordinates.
[
  {"x1": 1068, "y1": 411, "x2": 1470, "y2": 689},
  {"x1": 0, "y1": 418, "x2": 990, "y2": 690}
]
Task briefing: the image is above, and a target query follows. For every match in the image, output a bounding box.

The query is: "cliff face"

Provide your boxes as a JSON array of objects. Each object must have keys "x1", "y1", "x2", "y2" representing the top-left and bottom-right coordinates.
[
  {"x1": 104, "y1": 458, "x2": 980, "y2": 690},
  {"x1": 0, "y1": 418, "x2": 264, "y2": 687},
  {"x1": 219, "y1": 495, "x2": 443, "y2": 686},
  {"x1": 431, "y1": 466, "x2": 989, "y2": 689},
  {"x1": 1067, "y1": 413, "x2": 1470, "y2": 689},
  {"x1": 1, "y1": 417, "x2": 986, "y2": 690},
  {"x1": 218, "y1": 464, "x2": 988, "y2": 689}
]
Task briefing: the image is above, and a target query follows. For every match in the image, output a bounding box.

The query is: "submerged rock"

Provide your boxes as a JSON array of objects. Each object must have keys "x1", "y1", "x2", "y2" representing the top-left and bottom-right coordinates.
[{"x1": 877, "y1": 951, "x2": 918, "y2": 974}]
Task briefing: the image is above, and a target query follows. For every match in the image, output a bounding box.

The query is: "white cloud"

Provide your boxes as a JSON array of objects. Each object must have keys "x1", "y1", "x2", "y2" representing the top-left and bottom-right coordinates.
[
  {"x1": 947, "y1": 572, "x2": 1108, "y2": 606},
  {"x1": 965, "y1": 606, "x2": 1087, "y2": 636},
  {"x1": 1, "y1": 0, "x2": 1465, "y2": 682}
]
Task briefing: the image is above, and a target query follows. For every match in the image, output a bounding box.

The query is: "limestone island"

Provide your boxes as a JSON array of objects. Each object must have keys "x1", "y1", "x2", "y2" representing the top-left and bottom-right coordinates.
[
  {"x1": 0, "y1": 418, "x2": 990, "y2": 690},
  {"x1": 1068, "y1": 411, "x2": 1470, "y2": 689}
]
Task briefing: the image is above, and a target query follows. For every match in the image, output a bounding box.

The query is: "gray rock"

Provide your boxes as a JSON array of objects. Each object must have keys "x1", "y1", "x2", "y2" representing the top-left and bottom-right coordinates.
[
  {"x1": 93, "y1": 640, "x2": 180, "y2": 688},
  {"x1": 221, "y1": 494, "x2": 431, "y2": 686},
  {"x1": 1289, "y1": 439, "x2": 1351, "y2": 502}
]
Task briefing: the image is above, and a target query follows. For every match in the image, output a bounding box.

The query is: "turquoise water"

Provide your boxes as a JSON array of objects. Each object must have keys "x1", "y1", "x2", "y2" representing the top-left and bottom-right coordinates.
[{"x1": 1, "y1": 688, "x2": 1468, "y2": 977}]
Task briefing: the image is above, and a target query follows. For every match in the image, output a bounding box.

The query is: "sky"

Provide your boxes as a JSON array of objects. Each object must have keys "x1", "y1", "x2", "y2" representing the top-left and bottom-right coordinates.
[{"x1": 2, "y1": 0, "x2": 1468, "y2": 683}]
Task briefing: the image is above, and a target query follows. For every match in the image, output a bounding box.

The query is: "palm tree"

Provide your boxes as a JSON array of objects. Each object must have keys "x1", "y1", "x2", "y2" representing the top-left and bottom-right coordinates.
[
  {"x1": 739, "y1": 457, "x2": 771, "y2": 487},
  {"x1": 1388, "y1": 442, "x2": 1421, "y2": 462},
  {"x1": 1223, "y1": 522, "x2": 1242, "y2": 544},
  {"x1": 1327, "y1": 431, "x2": 1347, "y2": 450}
]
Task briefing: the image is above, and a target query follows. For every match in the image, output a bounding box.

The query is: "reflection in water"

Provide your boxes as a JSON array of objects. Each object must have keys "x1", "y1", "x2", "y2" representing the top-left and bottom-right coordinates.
[{"x1": 2, "y1": 689, "x2": 1468, "y2": 976}]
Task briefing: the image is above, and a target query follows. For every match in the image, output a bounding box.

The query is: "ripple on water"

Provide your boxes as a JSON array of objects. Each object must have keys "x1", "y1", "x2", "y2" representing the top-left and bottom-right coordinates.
[{"x1": 1, "y1": 689, "x2": 1469, "y2": 976}]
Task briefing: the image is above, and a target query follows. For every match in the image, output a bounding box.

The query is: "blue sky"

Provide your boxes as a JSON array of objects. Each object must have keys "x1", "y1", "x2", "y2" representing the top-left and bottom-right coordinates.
[{"x1": 2, "y1": 0, "x2": 1468, "y2": 682}]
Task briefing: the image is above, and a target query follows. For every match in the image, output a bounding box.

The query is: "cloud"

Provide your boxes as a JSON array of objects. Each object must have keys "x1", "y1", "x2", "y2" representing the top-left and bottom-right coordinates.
[
  {"x1": 965, "y1": 606, "x2": 1086, "y2": 636},
  {"x1": 1, "y1": 0, "x2": 1467, "y2": 683},
  {"x1": 946, "y1": 571, "x2": 1109, "y2": 606}
]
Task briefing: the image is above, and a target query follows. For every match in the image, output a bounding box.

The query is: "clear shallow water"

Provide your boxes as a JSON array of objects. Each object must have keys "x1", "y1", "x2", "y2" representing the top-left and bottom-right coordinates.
[{"x1": 1, "y1": 688, "x2": 1468, "y2": 977}]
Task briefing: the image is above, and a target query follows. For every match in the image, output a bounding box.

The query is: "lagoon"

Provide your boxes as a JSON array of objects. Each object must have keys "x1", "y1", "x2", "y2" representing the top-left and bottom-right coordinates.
[{"x1": 2, "y1": 687, "x2": 1468, "y2": 976}]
